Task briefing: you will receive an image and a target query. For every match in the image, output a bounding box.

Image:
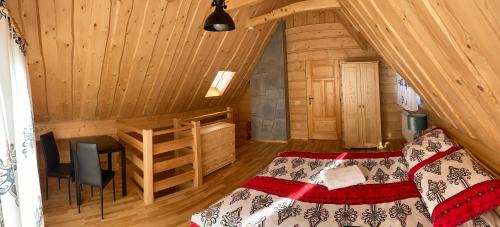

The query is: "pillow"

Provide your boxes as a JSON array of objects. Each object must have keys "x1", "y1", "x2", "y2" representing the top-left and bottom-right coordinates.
[
  {"x1": 408, "y1": 144, "x2": 500, "y2": 226},
  {"x1": 402, "y1": 127, "x2": 460, "y2": 170},
  {"x1": 458, "y1": 210, "x2": 500, "y2": 227},
  {"x1": 319, "y1": 165, "x2": 366, "y2": 190}
]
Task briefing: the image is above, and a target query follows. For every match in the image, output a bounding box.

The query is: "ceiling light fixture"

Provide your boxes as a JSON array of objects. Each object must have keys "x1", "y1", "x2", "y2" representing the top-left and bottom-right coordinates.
[{"x1": 204, "y1": 0, "x2": 235, "y2": 32}]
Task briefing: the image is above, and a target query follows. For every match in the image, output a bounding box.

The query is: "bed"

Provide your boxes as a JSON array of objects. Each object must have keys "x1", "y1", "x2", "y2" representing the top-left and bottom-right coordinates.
[{"x1": 191, "y1": 129, "x2": 500, "y2": 227}]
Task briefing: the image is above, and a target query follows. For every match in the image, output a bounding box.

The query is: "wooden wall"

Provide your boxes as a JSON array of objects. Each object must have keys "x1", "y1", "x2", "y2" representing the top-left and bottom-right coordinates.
[
  {"x1": 285, "y1": 10, "x2": 403, "y2": 140},
  {"x1": 5, "y1": 0, "x2": 298, "y2": 123},
  {"x1": 339, "y1": 0, "x2": 500, "y2": 174},
  {"x1": 236, "y1": 87, "x2": 252, "y2": 139},
  {"x1": 34, "y1": 106, "x2": 232, "y2": 139},
  {"x1": 379, "y1": 61, "x2": 404, "y2": 140}
]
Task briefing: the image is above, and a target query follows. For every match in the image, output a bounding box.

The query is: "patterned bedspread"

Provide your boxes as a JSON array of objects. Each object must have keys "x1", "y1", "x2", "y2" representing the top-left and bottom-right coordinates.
[{"x1": 191, "y1": 151, "x2": 433, "y2": 227}]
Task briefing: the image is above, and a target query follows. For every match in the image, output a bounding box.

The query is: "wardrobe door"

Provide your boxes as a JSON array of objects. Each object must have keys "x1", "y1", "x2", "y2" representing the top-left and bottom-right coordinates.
[
  {"x1": 341, "y1": 63, "x2": 363, "y2": 148},
  {"x1": 359, "y1": 62, "x2": 381, "y2": 147}
]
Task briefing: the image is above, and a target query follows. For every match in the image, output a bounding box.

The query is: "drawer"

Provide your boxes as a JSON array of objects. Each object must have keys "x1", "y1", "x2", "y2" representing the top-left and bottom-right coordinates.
[
  {"x1": 202, "y1": 140, "x2": 235, "y2": 151},
  {"x1": 199, "y1": 123, "x2": 235, "y2": 176},
  {"x1": 202, "y1": 129, "x2": 234, "y2": 142}
]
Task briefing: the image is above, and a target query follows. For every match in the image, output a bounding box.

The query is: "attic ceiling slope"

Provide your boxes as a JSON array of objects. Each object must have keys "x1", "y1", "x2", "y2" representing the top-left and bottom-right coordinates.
[
  {"x1": 6, "y1": 0, "x2": 294, "y2": 123},
  {"x1": 339, "y1": 0, "x2": 500, "y2": 173}
]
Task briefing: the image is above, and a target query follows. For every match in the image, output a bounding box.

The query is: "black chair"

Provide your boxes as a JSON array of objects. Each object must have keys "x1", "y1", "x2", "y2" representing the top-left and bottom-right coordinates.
[
  {"x1": 74, "y1": 142, "x2": 115, "y2": 219},
  {"x1": 40, "y1": 132, "x2": 73, "y2": 205}
]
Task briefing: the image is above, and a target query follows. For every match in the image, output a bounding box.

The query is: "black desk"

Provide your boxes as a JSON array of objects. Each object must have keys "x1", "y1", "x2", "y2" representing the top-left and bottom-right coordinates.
[{"x1": 70, "y1": 135, "x2": 127, "y2": 196}]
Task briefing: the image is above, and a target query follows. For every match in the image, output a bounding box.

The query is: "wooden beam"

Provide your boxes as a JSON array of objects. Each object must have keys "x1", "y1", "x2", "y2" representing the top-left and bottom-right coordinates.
[
  {"x1": 142, "y1": 129, "x2": 154, "y2": 205},
  {"x1": 226, "y1": 0, "x2": 264, "y2": 10},
  {"x1": 118, "y1": 130, "x2": 144, "y2": 152},
  {"x1": 126, "y1": 151, "x2": 144, "y2": 171},
  {"x1": 153, "y1": 136, "x2": 194, "y2": 155},
  {"x1": 153, "y1": 153, "x2": 194, "y2": 174},
  {"x1": 153, "y1": 171, "x2": 194, "y2": 192},
  {"x1": 246, "y1": 0, "x2": 340, "y2": 27},
  {"x1": 192, "y1": 121, "x2": 203, "y2": 187}
]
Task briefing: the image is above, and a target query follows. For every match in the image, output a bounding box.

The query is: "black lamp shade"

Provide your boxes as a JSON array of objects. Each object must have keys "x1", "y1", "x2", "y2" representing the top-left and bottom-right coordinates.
[
  {"x1": 204, "y1": 6, "x2": 235, "y2": 32},
  {"x1": 407, "y1": 113, "x2": 427, "y2": 131}
]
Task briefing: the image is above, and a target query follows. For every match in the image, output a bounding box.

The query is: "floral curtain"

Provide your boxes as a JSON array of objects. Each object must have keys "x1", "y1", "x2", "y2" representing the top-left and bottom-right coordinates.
[
  {"x1": 396, "y1": 74, "x2": 419, "y2": 111},
  {"x1": 0, "y1": 1, "x2": 44, "y2": 227}
]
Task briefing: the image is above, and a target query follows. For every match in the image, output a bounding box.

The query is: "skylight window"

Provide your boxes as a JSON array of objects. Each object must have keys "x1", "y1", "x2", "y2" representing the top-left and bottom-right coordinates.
[{"x1": 205, "y1": 71, "x2": 235, "y2": 97}]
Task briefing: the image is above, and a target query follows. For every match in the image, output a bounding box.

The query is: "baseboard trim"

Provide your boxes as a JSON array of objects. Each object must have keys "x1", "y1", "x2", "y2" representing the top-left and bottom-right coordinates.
[{"x1": 251, "y1": 139, "x2": 289, "y2": 144}]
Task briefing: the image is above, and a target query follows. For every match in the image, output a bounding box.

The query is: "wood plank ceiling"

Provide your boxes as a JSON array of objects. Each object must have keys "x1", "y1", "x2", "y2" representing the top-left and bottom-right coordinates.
[
  {"x1": 6, "y1": 0, "x2": 298, "y2": 123},
  {"x1": 338, "y1": 0, "x2": 500, "y2": 173}
]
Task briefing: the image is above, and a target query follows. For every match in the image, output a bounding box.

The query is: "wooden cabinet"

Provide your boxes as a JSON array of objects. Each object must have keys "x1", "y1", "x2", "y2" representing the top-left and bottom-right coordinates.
[
  {"x1": 200, "y1": 122, "x2": 235, "y2": 175},
  {"x1": 341, "y1": 62, "x2": 381, "y2": 148}
]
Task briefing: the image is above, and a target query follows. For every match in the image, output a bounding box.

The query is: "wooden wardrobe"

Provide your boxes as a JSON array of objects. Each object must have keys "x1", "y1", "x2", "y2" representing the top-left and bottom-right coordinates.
[{"x1": 341, "y1": 62, "x2": 382, "y2": 148}]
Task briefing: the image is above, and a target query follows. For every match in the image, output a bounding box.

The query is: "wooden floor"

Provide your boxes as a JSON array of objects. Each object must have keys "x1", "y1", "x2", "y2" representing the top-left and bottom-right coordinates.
[{"x1": 42, "y1": 139, "x2": 404, "y2": 227}]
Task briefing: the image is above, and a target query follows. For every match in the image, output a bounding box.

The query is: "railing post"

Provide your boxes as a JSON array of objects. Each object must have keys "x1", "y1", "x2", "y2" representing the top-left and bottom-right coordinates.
[
  {"x1": 173, "y1": 118, "x2": 180, "y2": 140},
  {"x1": 227, "y1": 107, "x2": 233, "y2": 123},
  {"x1": 191, "y1": 121, "x2": 203, "y2": 187},
  {"x1": 142, "y1": 129, "x2": 154, "y2": 205},
  {"x1": 173, "y1": 118, "x2": 181, "y2": 175}
]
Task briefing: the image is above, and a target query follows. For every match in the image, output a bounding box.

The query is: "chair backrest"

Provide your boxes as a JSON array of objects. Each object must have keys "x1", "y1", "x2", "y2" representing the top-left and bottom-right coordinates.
[
  {"x1": 74, "y1": 142, "x2": 102, "y2": 186},
  {"x1": 40, "y1": 132, "x2": 60, "y2": 172}
]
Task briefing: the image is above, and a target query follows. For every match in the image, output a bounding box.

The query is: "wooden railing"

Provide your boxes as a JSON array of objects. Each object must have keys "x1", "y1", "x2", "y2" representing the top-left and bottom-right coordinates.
[
  {"x1": 116, "y1": 107, "x2": 233, "y2": 205},
  {"x1": 117, "y1": 119, "x2": 202, "y2": 205},
  {"x1": 183, "y1": 107, "x2": 233, "y2": 126}
]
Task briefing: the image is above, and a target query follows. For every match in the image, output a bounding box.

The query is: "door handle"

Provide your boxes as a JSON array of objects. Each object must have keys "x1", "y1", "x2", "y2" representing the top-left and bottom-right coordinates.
[{"x1": 308, "y1": 97, "x2": 314, "y2": 105}]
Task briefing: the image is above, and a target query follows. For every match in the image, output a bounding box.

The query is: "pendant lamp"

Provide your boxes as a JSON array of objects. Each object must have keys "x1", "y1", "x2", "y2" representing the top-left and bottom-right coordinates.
[{"x1": 204, "y1": 0, "x2": 235, "y2": 32}]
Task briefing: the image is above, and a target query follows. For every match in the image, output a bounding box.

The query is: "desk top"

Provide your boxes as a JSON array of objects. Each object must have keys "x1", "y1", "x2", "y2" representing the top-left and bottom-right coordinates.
[{"x1": 70, "y1": 135, "x2": 124, "y2": 154}]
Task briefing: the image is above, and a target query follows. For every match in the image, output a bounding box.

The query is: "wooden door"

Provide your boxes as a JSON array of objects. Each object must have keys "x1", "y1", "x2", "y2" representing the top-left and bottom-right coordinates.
[
  {"x1": 341, "y1": 63, "x2": 363, "y2": 147},
  {"x1": 306, "y1": 60, "x2": 341, "y2": 140},
  {"x1": 359, "y1": 63, "x2": 381, "y2": 147}
]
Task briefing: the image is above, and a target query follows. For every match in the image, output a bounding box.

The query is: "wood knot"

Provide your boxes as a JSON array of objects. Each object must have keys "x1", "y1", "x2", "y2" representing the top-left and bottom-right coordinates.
[
  {"x1": 456, "y1": 80, "x2": 462, "y2": 85},
  {"x1": 477, "y1": 85, "x2": 484, "y2": 92}
]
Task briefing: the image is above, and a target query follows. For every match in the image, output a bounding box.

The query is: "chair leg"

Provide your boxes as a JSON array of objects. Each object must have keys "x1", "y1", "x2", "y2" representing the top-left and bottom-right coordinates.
[
  {"x1": 100, "y1": 188, "x2": 104, "y2": 219},
  {"x1": 77, "y1": 183, "x2": 81, "y2": 214},
  {"x1": 91, "y1": 186, "x2": 93, "y2": 197},
  {"x1": 45, "y1": 176, "x2": 49, "y2": 200},
  {"x1": 112, "y1": 175, "x2": 116, "y2": 202},
  {"x1": 68, "y1": 177, "x2": 72, "y2": 205},
  {"x1": 58, "y1": 178, "x2": 61, "y2": 190}
]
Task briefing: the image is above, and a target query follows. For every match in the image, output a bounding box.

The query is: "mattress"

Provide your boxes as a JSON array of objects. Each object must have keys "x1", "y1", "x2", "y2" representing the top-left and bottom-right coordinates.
[{"x1": 191, "y1": 151, "x2": 434, "y2": 227}]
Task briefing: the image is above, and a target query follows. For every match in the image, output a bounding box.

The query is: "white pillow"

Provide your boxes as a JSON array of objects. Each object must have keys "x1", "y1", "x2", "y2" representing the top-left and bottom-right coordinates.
[{"x1": 320, "y1": 165, "x2": 366, "y2": 190}]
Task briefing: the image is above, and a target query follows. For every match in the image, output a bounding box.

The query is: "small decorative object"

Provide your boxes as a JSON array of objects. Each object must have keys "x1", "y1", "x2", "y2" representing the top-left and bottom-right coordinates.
[
  {"x1": 377, "y1": 141, "x2": 390, "y2": 151},
  {"x1": 407, "y1": 113, "x2": 427, "y2": 138},
  {"x1": 204, "y1": 0, "x2": 235, "y2": 32}
]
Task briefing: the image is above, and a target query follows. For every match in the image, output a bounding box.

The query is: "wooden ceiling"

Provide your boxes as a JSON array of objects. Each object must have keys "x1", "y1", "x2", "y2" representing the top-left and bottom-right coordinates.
[
  {"x1": 6, "y1": 0, "x2": 302, "y2": 123},
  {"x1": 6, "y1": 0, "x2": 500, "y2": 171},
  {"x1": 338, "y1": 0, "x2": 500, "y2": 173}
]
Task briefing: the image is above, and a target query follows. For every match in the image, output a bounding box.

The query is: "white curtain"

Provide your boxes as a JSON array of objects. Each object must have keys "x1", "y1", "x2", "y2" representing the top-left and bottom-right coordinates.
[
  {"x1": 396, "y1": 73, "x2": 419, "y2": 111},
  {"x1": 0, "y1": 3, "x2": 44, "y2": 227}
]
